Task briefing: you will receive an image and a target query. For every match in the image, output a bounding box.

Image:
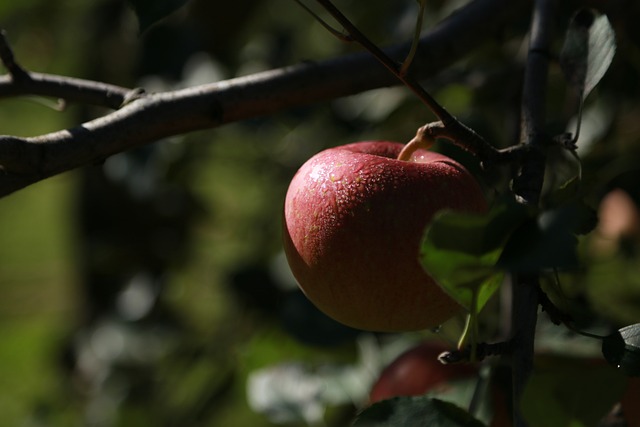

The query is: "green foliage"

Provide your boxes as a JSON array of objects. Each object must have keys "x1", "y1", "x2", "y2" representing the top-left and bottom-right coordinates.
[
  {"x1": 354, "y1": 397, "x2": 486, "y2": 427},
  {"x1": 582, "y1": 252, "x2": 640, "y2": 325},
  {"x1": 522, "y1": 356, "x2": 627, "y2": 427},
  {"x1": 3, "y1": 0, "x2": 640, "y2": 426},
  {"x1": 126, "y1": 0, "x2": 192, "y2": 33}
]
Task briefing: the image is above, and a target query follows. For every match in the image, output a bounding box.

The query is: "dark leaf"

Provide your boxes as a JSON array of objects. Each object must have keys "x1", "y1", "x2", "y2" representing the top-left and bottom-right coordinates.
[
  {"x1": 543, "y1": 146, "x2": 582, "y2": 208},
  {"x1": 522, "y1": 356, "x2": 627, "y2": 426},
  {"x1": 569, "y1": 201, "x2": 598, "y2": 236},
  {"x1": 498, "y1": 203, "x2": 585, "y2": 272},
  {"x1": 126, "y1": 0, "x2": 191, "y2": 33},
  {"x1": 354, "y1": 396, "x2": 486, "y2": 427},
  {"x1": 602, "y1": 324, "x2": 640, "y2": 377}
]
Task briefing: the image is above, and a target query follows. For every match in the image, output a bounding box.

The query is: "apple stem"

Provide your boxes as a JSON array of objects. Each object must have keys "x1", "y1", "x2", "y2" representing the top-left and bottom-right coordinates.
[
  {"x1": 438, "y1": 339, "x2": 515, "y2": 364},
  {"x1": 456, "y1": 290, "x2": 480, "y2": 361},
  {"x1": 397, "y1": 124, "x2": 436, "y2": 161},
  {"x1": 398, "y1": 120, "x2": 506, "y2": 165}
]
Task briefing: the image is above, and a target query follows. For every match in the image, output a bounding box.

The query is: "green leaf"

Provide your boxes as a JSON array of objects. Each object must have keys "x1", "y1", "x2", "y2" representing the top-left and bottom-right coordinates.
[
  {"x1": 602, "y1": 324, "x2": 640, "y2": 377},
  {"x1": 560, "y1": 8, "x2": 616, "y2": 100},
  {"x1": 543, "y1": 145, "x2": 583, "y2": 208},
  {"x1": 420, "y1": 200, "x2": 530, "y2": 311},
  {"x1": 544, "y1": 174, "x2": 580, "y2": 208},
  {"x1": 521, "y1": 356, "x2": 627, "y2": 427},
  {"x1": 126, "y1": 0, "x2": 191, "y2": 33},
  {"x1": 585, "y1": 256, "x2": 640, "y2": 325},
  {"x1": 354, "y1": 396, "x2": 486, "y2": 427}
]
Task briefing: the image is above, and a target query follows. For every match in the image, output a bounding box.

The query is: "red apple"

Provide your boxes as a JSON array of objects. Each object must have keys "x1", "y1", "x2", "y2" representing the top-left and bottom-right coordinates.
[
  {"x1": 622, "y1": 377, "x2": 640, "y2": 427},
  {"x1": 282, "y1": 141, "x2": 487, "y2": 332},
  {"x1": 369, "y1": 341, "x2": 478, "y2": 403}
]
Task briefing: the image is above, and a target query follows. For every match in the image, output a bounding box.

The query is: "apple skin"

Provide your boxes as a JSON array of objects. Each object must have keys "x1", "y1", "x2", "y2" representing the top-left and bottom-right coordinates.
[
  {"x1": 369, "y1": 342, "x2": 478, "y2": 403},
  {"x1": 369, "y1": 341, "x2": 512, "y2": 427},
  {"x1": 282, "y1": 141, "x2": 487, "y2": 332},
  {"x1": 622, "y1": 377, "x2": 640, "y2": 426}
]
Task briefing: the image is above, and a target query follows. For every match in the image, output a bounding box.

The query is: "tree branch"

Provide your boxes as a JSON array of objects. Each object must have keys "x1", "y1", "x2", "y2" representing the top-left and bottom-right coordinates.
[
  {"x1": 510, "y1": 0, "x2": 556, "y2": 426},
  {"x1": 0, "y1": 0, "x2": 523, "y2": 198},
  {"x1": 0, "y1": 72, "x2": 136, "y2": 109},
  {"x1": 313, "y1": 0, "x2": 502, "y2": 165}
]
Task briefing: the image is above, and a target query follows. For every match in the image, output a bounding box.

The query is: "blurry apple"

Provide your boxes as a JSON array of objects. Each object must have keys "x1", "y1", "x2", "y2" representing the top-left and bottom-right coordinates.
[
  {"x1": 282, "y1": 141, "x2": 487, "y2": 332},
  {"x1": 369, "y1": 341, "x2": 514, "y2": 426},
  {"x1": 369, "y1": 342, "x2": 478, "y2": 403},
  {"x1": 622, "y1": 377, "x2": 640, "y2": 427},
  {"x1": 369, "y1": 341, "x2": 478, "y2": 403},
  {"x1": 591, "y1": 188, "x2": 640, "y2": 255}
]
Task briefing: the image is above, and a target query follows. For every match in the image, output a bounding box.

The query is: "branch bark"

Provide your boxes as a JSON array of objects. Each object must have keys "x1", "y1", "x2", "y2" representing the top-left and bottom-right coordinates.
[
  {"x1": 510, "y1": 0, "x2": 556, "y2": 426},
  {"x1": 0, "y1": 0, "x2": 523, "y2": 198}
]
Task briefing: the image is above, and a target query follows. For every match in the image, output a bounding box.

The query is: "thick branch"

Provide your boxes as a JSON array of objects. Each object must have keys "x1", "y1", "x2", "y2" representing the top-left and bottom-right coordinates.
[
  {"x1": 510, "y1": 1, "x2": 555, "y2": 426},
  {"x1": 0, "y1": 0, "x2": 523, "y2": 197}
]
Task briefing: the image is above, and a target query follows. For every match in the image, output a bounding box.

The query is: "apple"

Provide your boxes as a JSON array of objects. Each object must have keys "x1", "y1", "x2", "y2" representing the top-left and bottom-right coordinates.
[
  {"x1": 590, "y1": 188, "x2": 640, "y2": 256},
  {"x1": 282, "y1": 141, "x2": 487, "y2": 332},
  {"x1": 622, "y1": 377, "x2": 640, "y2": 427},
  {"x1": 368, "y1": 342, "x2": 478, "y2": 403},
  {"x1": 368, "y1": 341, "x2": 516, "y2": 426}
]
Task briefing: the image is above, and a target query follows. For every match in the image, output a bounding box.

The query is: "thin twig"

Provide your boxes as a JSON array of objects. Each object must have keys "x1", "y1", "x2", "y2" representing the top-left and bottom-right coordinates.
[
  {"x1": 0, "y1": 30, "x2": 30, "y2": 82},
  {"x1": 400, "y1": 0, "x2": 427, "y2": 76},
  {"x1": 312, "y1": 0, "x2": 502, "y2": 164},
  {"x1": 570, "y1": 91, "x2": 584, "y2": 145},
  {"x1": 314, "y1": 0, "x2": 452, "y2": 124},
  {"x1": 438, "y1": 339, "x2": 516, "y2": 364},
  {"x1": 292, "y1": 0, "x2": 352, "y2": 42},
  {"x1": 0, "y1": 72, "x2": 134, "y2": 108},
  {"x1": 540, "y1": 273, "x2": 608, "y2": 340},
  {"x1": 398, "y1": 120, "x2": 516, "y2": 163}
]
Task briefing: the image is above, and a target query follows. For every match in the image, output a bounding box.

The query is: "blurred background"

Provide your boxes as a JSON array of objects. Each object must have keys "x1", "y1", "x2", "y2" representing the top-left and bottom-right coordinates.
[{"x1": 1, "y1": 0, "x2": 640, "y2": 426}]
